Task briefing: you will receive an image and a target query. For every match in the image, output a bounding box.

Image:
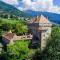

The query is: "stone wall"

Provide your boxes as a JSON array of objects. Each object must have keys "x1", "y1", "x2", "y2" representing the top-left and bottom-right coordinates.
[{"x1": 41, "y1": 27, "x2": 52, "y2": 51}]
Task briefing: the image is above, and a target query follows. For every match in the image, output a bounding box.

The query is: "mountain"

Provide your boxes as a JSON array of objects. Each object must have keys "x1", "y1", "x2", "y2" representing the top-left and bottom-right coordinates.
[
  {"x1": 0, "y1": 1, "x2": 24, "y2": 17},
  {"x1": 0, "y1": 0, "x2": 60, "y2": 24},
  {"x1": 24, "y1": 10, "x2": 60, "y2": 24}
]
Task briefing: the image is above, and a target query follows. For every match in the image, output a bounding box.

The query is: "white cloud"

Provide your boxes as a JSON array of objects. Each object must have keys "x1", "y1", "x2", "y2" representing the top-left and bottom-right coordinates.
[
  {"x1": 18, "y1": 0, "x2": 53, "y2": 11},
  {"x1": 17, "y1": 7, "x2": 24, "y2": 11},
  {"x1": 2, "y1": 0, "x2": 18, "y2": 5},
  {"x1": 21, "y1": 0, "x2": 60, "y2": 14},
  {"x1": 1, "y1": 0, "x2": 60, "y2": 14},
  {"x1": 48, "y1": 6, "x2": 60, "y2": 14}
]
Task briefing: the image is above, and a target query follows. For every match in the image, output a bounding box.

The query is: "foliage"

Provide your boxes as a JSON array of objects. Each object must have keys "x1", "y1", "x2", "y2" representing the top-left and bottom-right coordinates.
[
  {"x1": 15, "y1": 23, "x2": 28, "y2": 35},
  {"x1": 0, "y1": 19, "x2": 28, "y2": 35},
  {"x1": 32, "y1": 26, "x2": 60, "y2": 60},
  {"x1": 0, "y1": 19, "x2": 36, "y2": 60},
  {"x1": 2, "y1": 23, "x2": 12, "y2": 31},
  {"x1": 0, "y1": 1, "x2": 24, "y2": 17},
  {"x1": 0, "y1": 40, "x2": 30, "y2": 60}
]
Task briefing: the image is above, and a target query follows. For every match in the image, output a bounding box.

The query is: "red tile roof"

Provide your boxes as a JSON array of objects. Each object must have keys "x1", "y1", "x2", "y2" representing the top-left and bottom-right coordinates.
[
  {"x1": 28, "y1": 15, "x2": 51, "y2": 24},
  {"x1": 3, "y1": 33, "x2": 16, "y2": 40}
]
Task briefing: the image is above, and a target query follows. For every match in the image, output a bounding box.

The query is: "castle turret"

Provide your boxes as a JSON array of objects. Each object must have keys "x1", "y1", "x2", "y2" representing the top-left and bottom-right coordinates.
[{"x1": 28, "y1": 15, "x2": 52, "y2": 50}]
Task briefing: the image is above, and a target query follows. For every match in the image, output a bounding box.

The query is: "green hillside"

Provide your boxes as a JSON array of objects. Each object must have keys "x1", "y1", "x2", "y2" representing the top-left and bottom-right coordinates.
[{"x1": 0, "y1": 1, "x2": 24, "y2": 17}]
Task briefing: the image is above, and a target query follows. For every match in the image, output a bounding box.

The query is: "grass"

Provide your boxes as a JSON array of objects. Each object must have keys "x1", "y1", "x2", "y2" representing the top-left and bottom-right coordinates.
[{"x1": 0, "y1": 18, "x2": 25, "y2": 24}]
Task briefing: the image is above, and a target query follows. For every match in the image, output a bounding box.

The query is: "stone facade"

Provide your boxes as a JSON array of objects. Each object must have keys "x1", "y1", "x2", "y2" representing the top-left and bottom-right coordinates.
[
  {"x1": 2, "y1": 32, "x2": 32, "y2": 45},
  {"x1": 28, "y1": 15, "x2": 52, "y2": 50}
]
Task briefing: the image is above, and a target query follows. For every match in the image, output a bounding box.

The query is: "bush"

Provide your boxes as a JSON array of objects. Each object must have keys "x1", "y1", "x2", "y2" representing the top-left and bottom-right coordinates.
[{"x1": 0, "y1": 40, "x2": 30, "y2": 60}]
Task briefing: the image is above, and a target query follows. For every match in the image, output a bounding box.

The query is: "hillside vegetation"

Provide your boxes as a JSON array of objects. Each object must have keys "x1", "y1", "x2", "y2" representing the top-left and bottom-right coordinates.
[
  {"x1": 0, "y1": 18, "x2": 36, "y2": 60},
  {"x1": 0, "y1": 1, "x2": 24, "y2": 17},
  {"x1": 0, "y1": 19, "x2": 28, "y2": 35}
]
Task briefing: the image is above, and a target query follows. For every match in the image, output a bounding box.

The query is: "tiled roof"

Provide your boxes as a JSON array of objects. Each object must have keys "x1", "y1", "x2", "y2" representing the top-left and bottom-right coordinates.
[
  {"x1": 28, "y1": 15, "x2": 51, "y2": 24},
  {"x1": 3, "y1": 32, "x2": 16, "y2": 40}
]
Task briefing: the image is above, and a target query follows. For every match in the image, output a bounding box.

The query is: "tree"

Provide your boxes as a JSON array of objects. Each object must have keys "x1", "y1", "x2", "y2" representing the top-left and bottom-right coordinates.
[
  {"x1": 2, "y1": 23, "x2": 13, "y2": 31},
  {"x1": 0, "y1": 41, "x2": 30, "y2": 60},
  {"x1": 15, "y1": 23, "x2": 28, "y2": 35}
]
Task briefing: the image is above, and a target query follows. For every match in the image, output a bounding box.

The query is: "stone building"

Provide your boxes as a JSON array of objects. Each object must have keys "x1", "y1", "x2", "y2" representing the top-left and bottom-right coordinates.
[
  {"x1": 2, "y1": 31, "x2": 32, "y2": 45},
  {"x1": 28, "y1": 15, "x2": 52, "y2": 50},
  {"x1": 2, "y1": 31, "x2": 17, "y2": 45}
]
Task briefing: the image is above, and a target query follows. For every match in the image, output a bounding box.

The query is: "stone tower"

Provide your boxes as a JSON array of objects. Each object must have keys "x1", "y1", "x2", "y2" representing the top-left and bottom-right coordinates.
[{"x1": 28, "y1": 15, "x2": 52, "y2": 50}]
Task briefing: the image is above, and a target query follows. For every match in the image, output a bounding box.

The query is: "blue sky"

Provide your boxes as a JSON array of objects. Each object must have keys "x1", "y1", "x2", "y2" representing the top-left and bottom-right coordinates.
[
  {"x1": 1, "y1": 0, "x2": 60, "y2": 14},
  {"x1": 54, "y1": 0, "x2": 60, "y2": 6}
]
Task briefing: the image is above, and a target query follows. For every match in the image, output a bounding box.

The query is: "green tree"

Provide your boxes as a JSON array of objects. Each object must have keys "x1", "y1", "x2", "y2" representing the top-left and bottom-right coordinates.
[
  {"x1": 15, "y1": 23, "x2": 28, "y2": 35},
  {"x1": 1, "y1": 41, "x2": 30, "y2": 60},
  {"x1": 2, "y1": 23, "x2": 13, "y2": 31}
]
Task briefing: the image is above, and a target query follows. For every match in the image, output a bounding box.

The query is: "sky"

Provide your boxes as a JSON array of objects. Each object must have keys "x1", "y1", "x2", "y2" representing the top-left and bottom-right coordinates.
[
  {"x1": 54, "y1": 0, "x2": 60, "y2": 6},
  {"x1": 1, "y1": 0, "x2": 60, "y2": 14}
]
